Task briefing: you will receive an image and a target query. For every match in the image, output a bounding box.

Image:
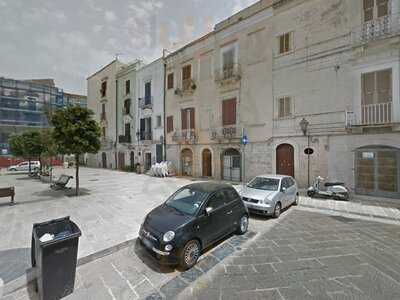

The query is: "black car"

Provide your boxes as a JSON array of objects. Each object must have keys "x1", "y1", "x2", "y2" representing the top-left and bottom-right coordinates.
[{"x1": 139, "y1": 182, "x2": 249, "y2": 269}]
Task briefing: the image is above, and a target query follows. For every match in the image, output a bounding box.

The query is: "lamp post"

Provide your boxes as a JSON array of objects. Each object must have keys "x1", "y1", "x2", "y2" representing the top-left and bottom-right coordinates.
[{"x1": 300, "y1": 118, "x2": 310, "y2": 187}]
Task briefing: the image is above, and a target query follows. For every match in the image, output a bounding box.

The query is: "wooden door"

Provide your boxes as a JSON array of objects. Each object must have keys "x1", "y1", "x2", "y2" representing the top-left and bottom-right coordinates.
[
  {"x1": 102, "y1": 152, "x2": 107, "y2": 169},
  {"x1": 276, "y1": 144, "x2": 294, "y2": 177},
  {"x1": 202, "y1": 149, "x2": 212, "y2": 177},
  {"x1": 118, "y1": 152, "x2": 125, "y2": 170}
]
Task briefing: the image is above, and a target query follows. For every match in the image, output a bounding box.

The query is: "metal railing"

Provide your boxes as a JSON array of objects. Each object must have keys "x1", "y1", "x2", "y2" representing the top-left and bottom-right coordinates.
[
  {"x1": 140, "y1": 131, "x2": 152, "y2": 141},
  {"x1": 215, "y1": 64, "x2": 241, "y2": 83},
  {"x1": 118, "y1": 135, "x2": 132, "y2": 144},
  {"x1": 346, "y1": 102, "x2": 393, "y2": 126},
  {"x1": 352, "y1": 14, "x2": 400, "y2": 44},
  {"x1": 138, "y1": 96, "x2": 153, "y2": 109},
  {"x1": 172, "y1": 129, "x2": 197, "y2": 143},
  {"x1": 210, "y1": 125, "x2": 242, "y2": 140}
]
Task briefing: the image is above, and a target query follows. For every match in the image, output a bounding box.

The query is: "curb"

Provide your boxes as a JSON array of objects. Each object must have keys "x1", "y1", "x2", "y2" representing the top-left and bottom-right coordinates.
[
  {"x1": 3, "y1": 237, "x2": 137, "y2": 296},
  {"x1": 299, "y1": 203, "x2": 400, "y2": 223}
]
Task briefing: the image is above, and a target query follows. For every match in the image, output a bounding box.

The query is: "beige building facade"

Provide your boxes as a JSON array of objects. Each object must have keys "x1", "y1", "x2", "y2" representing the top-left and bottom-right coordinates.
[
  {"x1": 165, "y1": 0, "x2": 400, "y2": 199},
  {"x1": 87, "y1": 59, "x2": 125, "y2": 169}
]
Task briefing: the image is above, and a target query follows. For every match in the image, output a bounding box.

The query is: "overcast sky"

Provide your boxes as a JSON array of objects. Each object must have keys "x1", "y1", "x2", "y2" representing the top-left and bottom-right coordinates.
[{"x1": 0, "y1": 0, "x2": 257, "y2": 95}]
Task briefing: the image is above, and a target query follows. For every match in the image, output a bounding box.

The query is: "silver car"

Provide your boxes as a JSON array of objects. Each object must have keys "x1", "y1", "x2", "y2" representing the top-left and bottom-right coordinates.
[{"x1": 239, "y1": 175, "x2": 299, "y2": 218}]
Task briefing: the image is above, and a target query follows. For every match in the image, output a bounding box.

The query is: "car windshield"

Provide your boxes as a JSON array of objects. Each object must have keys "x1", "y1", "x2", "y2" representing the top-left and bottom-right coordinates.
[
  {"x1": 165, "y1": 187, "x2": 206, "y2": 216},
  {"x1": 247, "y1": 177, "x2": 280, "y2": 191}
]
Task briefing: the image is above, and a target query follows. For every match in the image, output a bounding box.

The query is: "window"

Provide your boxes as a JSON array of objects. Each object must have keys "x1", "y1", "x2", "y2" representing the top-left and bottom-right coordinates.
[
  {"x1": 101, "y1": 81, "x2": 107, "y2": 97},
  {"x1": 144, "y1": 81, "x2": 151, "y2": 104},
  {"x1": 223, "y1": 189, "x2": 239, "y2": 204},
  {"x1": 222, "y1": 47, "x2": 235, "y2": 70},
  {"x1": 125, "y1": 123, "x2": 131, "y2": 138},
  {"x1": 167, "y1": 73, "x2": 174, "y2": 89},
  {"x1": 181, "y1": 108, "x2": 195, "y2": 130},
  {"x1": 222, "y1": 98, "x2": 236, "y2": 126},
  {"x1": 101, "y1": 103, "x2": 106, "y2": 120},
  {"x1": 102, "y1": 127, "x2": 106, "y2": 138},
  {"x1": 247, "y1": 177, "x2": 280, "y2": 191},
  {"x1": 364, "y1": 0, "x2": 389, "y2": 22},
  {"x1": 140, "y1": 117, "x2": 152, "y2": 140},
  {"x1": 125, "y1": 80, "x2": 130, "y2": 94},
  {"x1": 124, "y1": 99, "x2": 131, "y2": 115},
  {"x1": 167, "y1": 116, "x2": 174, "y2": 133},
  {"x1": 278, "y1": 97, "x2": 292, "y2": 118},
  {"x1": 157, "y1": 115, "x2": 162, "y2": 127},
  {"x1": 207, "y1": 191, "x2": 226, "y2": 211},
  {"x1": 182, "y1": 65, "x2": 192, "y2": 90},
  {"x1": 362, "y1": 69, "x2": 392, "y2": 105},
  {"x1": 165, "y1": 187, "x2": 206, "y2": 216},
  {"x1": 278, "y1": 32, "x2": 292, "y2": 54}
]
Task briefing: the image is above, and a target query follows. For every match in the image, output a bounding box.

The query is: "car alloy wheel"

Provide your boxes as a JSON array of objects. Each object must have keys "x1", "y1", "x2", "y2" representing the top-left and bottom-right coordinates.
[
  {"x1": 181, "y1": 240, "x2": 200, "y2": 269},
  {"x1": 237, "y1": 215, "x2": 249, "y2": 235},
  {"x1": 273, "y1": 202, "x2": 281, "y2": 218}
]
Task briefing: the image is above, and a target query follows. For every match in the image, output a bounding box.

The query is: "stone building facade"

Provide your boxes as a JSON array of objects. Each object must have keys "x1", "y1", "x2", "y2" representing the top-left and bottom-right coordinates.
[{"x1": 165, "y1": 0, "x2": 400, "y2": 199}]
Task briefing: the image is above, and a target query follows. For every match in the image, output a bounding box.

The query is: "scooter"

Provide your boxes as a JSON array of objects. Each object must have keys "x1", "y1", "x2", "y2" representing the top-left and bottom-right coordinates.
[{"x1": 307, "y1": 176, "x2": 349, "y2": 201}]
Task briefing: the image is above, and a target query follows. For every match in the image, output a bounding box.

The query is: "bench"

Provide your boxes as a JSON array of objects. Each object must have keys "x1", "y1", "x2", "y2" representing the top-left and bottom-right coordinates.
[
  {"x1": 50, "y1": 175, "x2": 73, "y2": 190},
  {"x1": 0, "y1": 187, "x2": 15, "y2": 205}
]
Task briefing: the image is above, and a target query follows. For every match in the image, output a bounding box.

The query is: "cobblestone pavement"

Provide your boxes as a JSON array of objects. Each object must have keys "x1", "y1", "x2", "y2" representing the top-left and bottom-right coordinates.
[{"x1": 178, "y1": 207, "x2": 400, "y2": 300}]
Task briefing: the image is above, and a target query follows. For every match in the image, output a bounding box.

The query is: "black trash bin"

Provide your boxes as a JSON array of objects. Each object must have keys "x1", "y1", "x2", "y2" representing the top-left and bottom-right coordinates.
[{"x1": 31, "y1": 216, "x2": 81, "y2": 300}]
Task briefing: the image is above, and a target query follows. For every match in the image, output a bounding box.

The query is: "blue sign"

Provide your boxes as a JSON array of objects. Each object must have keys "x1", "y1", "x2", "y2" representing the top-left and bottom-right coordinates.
[{"x1": 241, "y1": 135, "x2": 248, "y2": 145}]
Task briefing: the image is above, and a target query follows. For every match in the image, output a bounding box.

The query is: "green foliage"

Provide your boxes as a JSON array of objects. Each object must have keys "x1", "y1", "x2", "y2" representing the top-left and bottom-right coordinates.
[
  {"x1": 40, "y1": 128, "x2": 57, "y2": 158},
  {"x1": 51, "y1": 106, "x2": 101, "y2": 156},
  {"x1": 9, "y1": 133, "x2": 26, "y2": 157}
]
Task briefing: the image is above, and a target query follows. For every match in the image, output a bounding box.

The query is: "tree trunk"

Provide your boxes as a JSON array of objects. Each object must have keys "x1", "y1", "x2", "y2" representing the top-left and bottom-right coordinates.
[
  {"x1": 75, "y1": 154, "x2": 80, "y2": 196},
  {"x1": 39, "y1": 155, "x2": 43, "y2": 174},
  {"x1": 28, "y1": 157, "x2": 32, "y2": 175}
]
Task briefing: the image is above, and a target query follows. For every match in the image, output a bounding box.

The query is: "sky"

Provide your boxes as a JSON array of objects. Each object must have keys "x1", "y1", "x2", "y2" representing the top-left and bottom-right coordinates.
[{"x1": 0, "y1": 0, "x2": 258, "y2": 95}]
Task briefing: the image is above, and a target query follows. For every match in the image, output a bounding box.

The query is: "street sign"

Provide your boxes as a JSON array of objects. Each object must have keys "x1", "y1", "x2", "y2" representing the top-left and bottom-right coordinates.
[
  {"x1": 304, "y1": 148, "x2": 314, "y2": 155},
  {"x1": 241, "y1": 135, "x2": 248, "y2": 145}
]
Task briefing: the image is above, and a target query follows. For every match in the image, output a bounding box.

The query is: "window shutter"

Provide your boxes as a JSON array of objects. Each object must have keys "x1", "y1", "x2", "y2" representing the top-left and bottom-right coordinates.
[
  {"x1": 222, "y1": 99, "x2": 236, "y2": 126},
  {"x1": 278, "y1": 98, "x2": 285, "y2": 118},
  {"x1": 140, "y1": 118, "x2": 145, "y2": 132},
  {"x1": 362, "y1": 72, "x2": 375, "y2": 105},
  {"x1": 190, "y1": 108, "x2": 195, "y2": 129},
  {"x1": 285, "y1": 97, "x2": 291, "y2": 116},
  {"x1": 182, "y1": 65, "x2": 191, "y2": 80},
  {"x1": 167, "y1": 73, "x2": 174, "y2": 89},
  {"x1": 181, "y1": 109, "x2": 188, "y2": 130},
  {"x1": 279, "y1": 35, "x2": 285, "y2": 54},
  {"x1": 284, "y1": 33, "x2": 290, "y2": 52},
  {"x1": 377, "y1": 69, "x2": 392, "y2": 103},
  {"x1": 377, "y1": 0, "x2": 388, "y2": 18},
  {"x1": 363, "y1": 0, "x2": 374, "y2": 21},
  {"x1": 167, "y1": 116, "x2": 173, "y2": 133}
]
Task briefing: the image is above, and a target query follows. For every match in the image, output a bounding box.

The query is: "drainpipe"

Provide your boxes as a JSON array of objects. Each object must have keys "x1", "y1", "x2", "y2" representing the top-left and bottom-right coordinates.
[
  {"x1": 115, "y1": 78, "x2": 118, "y2": 169},
  {"x1": 162, "y1": 51, "x2": 167, "y2": 161}
]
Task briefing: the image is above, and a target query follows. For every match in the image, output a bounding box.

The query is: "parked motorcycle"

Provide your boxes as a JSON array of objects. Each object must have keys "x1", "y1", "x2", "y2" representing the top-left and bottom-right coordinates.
[{"x1": 307, "y1": 176, "x2": 349, "y2": 201}]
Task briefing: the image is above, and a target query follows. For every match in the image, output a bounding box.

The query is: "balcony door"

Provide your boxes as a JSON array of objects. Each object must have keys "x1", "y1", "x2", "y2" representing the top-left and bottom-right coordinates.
[
  {"x1": 361, "y1": 69, "x2": 392, "y2": 125},
  {"x1": 363, "y1": 0, "x2": 389, "y2": 22}
]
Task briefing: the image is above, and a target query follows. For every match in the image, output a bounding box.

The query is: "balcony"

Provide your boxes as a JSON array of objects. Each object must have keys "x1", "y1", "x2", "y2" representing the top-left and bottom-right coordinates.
[
  {"x1": 210, "y1": 125, "x2": 242, "y2": 141},
  {"x1": 352, "y1": 14, "x2": 400, "y2": 45},
  {"x1": 175, "y1": 79, "x2": 196, "y2": 97},
  {"x1": 215, "y1": 64, "x2": 241, "y2": 86},
  {"x1": 172, "y1": 129, "x2": 197, "y2": 144},
  {"x1": 139, "y1": 131, "x2": 152, "y2": 141},
  {"x1": 138, "y1": 96, "x2": 153, "y2": 109},
  {"x1": 346, "y1": 102, "x2": 393, "y2": 127},
  {"x1": 118, "y1": 135, "x2": 132, "y2": 144}
]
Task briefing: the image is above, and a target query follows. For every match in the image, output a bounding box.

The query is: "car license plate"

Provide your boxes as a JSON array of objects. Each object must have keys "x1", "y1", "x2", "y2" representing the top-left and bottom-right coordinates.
[{"x1": 142, "y1": 237, "x2": 153, "y2": 250}]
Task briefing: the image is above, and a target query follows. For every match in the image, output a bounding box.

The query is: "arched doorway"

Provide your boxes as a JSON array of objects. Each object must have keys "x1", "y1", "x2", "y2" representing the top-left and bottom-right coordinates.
[
  {"x1": 276, "y1": 144, "x2": 294, "y2": 177},
  {"x1": 130, "y1": 151, "x2": 135, "y2": 169},
  {"x1": 222, "y1": 148, "x2": 241, "y2": 182},
  {"x1": 118, "y1": 152, "x2": 125, "y2": 170},
  {"x1": 101, "y1": 152, "x2": 107, "y2": 169},
  {"x1": 355, "y1": 146, "x2": 400, "y2": 198},
  {"x1": 202, "y1": 149, "x2": 212, "y2": 177},
  {"x1": 181, "y1": 149, "x2": 193, "y2": 176}
]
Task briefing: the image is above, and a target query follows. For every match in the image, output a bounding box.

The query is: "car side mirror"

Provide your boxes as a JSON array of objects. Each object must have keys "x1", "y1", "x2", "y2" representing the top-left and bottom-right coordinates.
[
  {"x1": 205, "y1": 207, "x2": 213, "y2": 215},
  {"x1": 281, "y1": 187, "x2": 287, "y2": 193}
]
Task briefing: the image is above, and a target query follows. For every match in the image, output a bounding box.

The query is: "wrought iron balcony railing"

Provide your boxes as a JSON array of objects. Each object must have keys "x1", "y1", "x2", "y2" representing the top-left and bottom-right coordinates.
[
  {"x1": 118, "y1": 135, "x2": 132, "y2": 144},
  {"x1": 175, "y1": 79, "x2": 196, "y2": 96},
  {"x1": 139, "y1": 131, "x2": 152, "y2": 141},
  {"x1": 138, "y1": 96, "x2": 153, "y2": 109},
  {"x1": 215, "y1": 64, "x2": 241, "y2": 84},
  {"x1": 352, "y1": 14, "x2": 400, "y2": 44},
  {"x1": 172, "y1": 129, "x2": 197, "y2": 144},
  {"x1": 210, "y1": 125, "x2": 242, "y2": 140}
]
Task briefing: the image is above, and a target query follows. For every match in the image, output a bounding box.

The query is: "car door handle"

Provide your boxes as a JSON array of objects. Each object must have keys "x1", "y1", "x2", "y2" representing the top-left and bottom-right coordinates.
[{"x1": 227, "y1": 210, "x2": 233, "y2": 215}]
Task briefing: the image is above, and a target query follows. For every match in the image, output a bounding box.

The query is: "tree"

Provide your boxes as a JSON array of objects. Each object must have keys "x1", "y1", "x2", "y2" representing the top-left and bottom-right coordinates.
[
  {"x1": 9, "y1": 131, "x2": 44, "y2": 174},
  {"x1": 51, "y1": 106, "x2": 101, "y2": 196},
  {"x1": 40, "y1": 128, "x2": 57, "y2": 176}
]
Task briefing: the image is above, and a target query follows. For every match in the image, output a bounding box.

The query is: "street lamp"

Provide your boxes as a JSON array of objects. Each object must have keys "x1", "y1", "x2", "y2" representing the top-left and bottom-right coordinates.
[{"x1": 299, "y1": 118, "x2": 311, "y2": 187}]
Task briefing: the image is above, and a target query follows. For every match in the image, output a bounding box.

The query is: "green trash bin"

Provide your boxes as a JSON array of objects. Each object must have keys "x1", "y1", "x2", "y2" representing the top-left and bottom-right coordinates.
[{"x1": 31, "y1": 216, "x2": 81, "y2": 300}]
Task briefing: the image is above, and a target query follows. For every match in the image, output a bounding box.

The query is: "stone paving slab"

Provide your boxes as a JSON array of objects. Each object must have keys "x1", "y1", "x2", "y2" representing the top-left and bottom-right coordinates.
[
  {"x1": 179, "y1": 208, "x2": 400, "y2": 300},
  {"x1": 0, "y1": 168, "x2": 191, "y2": 285},
  {"x1": 299, "y1": 196, "x2": 400, "y2": 222}
]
